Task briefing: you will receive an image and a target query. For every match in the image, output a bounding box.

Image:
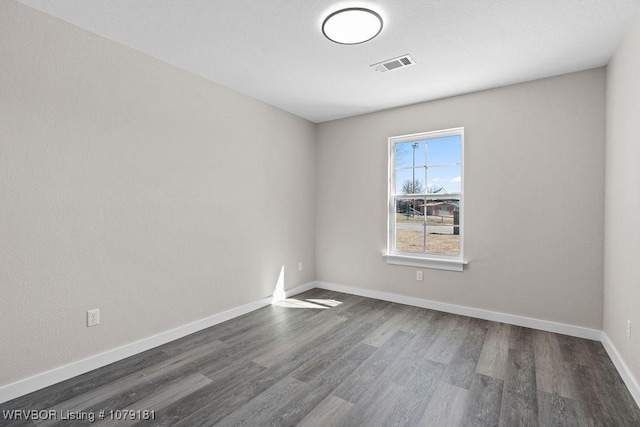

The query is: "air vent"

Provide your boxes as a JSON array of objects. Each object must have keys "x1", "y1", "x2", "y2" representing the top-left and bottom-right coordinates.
[{"x1": 371, "y1": 54, "x2": 415, "y2": 73}]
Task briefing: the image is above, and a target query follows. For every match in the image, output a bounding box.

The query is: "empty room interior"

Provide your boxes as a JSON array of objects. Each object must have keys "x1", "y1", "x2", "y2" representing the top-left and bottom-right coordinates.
[{"x1": 2, "y1": 0, "x2": 640, "y2": 425}]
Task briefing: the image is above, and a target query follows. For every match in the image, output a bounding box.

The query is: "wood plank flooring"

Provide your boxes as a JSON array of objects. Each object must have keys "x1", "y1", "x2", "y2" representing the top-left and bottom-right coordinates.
[{"x1": 2, "y1": 289, "x2": 639, "y2": 426}]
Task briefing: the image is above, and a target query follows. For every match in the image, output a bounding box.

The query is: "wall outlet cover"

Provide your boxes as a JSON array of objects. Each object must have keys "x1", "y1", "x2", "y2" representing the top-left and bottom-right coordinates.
[
  {"x1": 87, "y1": 309, "x2": 100, "y2": 327},
  {"x1": 627, "y1": 319, "x2": 631, "y2": 339}
]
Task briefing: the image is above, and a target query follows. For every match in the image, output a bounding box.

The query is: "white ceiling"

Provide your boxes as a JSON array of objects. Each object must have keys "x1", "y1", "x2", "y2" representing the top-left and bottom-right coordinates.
[{"x1": 18, "y1": 0, "x2": 640, "y2": 123}]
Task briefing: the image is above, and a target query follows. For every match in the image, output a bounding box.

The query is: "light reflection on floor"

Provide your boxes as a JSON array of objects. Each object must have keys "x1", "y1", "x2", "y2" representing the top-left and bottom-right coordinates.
[
  {"x1": 306, "y1": 299, "x2": 342, "y2": 307},
  {"x1": 270, "y1": 264, "x2": 343, "y2": 309},
  {"x1": 273, "y1": 298, "x2": 343, "y2": 309},
  {"x1": 273, "y1": 299, "x2": 329, "y2": 309}
]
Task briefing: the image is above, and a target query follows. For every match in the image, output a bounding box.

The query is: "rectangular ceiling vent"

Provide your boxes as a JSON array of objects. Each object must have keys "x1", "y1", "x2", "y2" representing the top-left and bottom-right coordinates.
[{"x1": 371, "y1": 54, "x2": 415, "y2": 73}]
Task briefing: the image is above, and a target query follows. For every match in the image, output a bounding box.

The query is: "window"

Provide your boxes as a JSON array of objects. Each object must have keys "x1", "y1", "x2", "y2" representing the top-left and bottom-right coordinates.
[{"x1": 384, "y1": 128, "x2": 466, "y2": 271}]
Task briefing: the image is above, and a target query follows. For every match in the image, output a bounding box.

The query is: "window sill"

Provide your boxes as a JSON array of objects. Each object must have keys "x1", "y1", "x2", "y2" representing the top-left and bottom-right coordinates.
[{"x1": 382, "y1": 253, "x2": 468, "y2": 272}]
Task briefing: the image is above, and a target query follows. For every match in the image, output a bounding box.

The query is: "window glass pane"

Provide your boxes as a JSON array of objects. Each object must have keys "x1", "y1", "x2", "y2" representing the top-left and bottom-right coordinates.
[
  {"x1": 424, "y1": 198, "x2": 460, "y2": 255},
  {"x1": 389, "y1": 129, "x2": 463, "y2": 261},
  {"x1": 426, "y1": 165, "x2": 461, "y2": 194},
  {"x1": 426, "y1": 226, "x2": 460, "y2": 255},
  {"x1": 427, "y1": 135, "x2": 461, "y2": 166},
  {"x1": 395, "y1": 140, "x2": 426, "y2": 168},
  {"x1": 395, "y1": 167, "x2": 426, "y2": 194},
  {"x1": 394, "y1": 198, "x2": 425, "y2": 252}
]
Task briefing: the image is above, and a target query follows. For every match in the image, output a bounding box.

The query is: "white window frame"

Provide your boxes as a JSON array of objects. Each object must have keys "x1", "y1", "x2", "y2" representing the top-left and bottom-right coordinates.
[{"x1": 383, "y1": 127, "x2": 468, "y2": 272}]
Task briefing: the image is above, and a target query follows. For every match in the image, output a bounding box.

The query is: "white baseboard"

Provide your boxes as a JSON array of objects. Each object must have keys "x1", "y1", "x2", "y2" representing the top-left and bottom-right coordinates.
[
  {"x1": 314, "y1": 281, "x2": 602, "y2": 341},
  {"x1": 601, "y1": 332, "x2": 640, "y2": 407},
  {"x1": 0, "y1": 282, "x2": 314, "y2": 405}
]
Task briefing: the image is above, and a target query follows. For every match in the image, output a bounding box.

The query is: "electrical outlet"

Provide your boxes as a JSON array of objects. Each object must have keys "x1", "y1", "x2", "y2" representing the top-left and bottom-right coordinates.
[
  {"x1": 87, "y1": 309, "x2": 100, "y2": 327},
  {"x1": 416, "y1": 270, "x2": 423, "y2": 281},
  {"x1": 627, "y1": 319, "x2": 631, "y2": 339},
  {"x1": 298, "y1": 261, "x2": 303, "y2": 271}
]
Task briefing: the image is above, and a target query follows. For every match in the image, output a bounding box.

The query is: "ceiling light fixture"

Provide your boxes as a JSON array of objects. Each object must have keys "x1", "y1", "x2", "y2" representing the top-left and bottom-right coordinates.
[{"x1": 322, "y1": 8, "x2": 383, "y2": 45}]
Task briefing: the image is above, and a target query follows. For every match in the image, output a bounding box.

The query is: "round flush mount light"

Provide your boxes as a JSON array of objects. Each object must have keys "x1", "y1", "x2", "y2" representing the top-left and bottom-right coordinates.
[{"x1": 322, "y1": 8, "x2": 383, "y2": 45}]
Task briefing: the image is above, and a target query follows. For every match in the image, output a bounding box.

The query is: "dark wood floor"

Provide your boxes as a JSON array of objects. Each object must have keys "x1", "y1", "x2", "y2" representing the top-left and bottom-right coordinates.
[{"x1": 2, "y1": 289, "x2": 639, "y2": 426}]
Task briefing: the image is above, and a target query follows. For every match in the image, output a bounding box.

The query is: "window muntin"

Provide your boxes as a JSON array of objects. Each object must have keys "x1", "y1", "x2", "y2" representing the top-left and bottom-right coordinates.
[{"x1": 389, "y1": 128, "x2": 463, "y2": 260}]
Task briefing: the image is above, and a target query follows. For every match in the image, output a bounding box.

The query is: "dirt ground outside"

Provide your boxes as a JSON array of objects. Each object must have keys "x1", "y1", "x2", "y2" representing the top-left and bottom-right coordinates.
[{"x1": 395, "y1": 229, "x2": 460, "y2": 255}]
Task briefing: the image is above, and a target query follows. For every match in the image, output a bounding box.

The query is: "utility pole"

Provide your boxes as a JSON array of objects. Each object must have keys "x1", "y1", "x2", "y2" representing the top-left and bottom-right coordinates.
[
  {"x1": 411, "y1": 142, "x2": 418, "y2": 216},
  {"x1": 411, "y1": 142, "x2": 418, "y2": 193}
]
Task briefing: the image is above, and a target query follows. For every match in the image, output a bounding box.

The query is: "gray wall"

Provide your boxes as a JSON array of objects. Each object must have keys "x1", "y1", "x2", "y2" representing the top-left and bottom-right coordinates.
[
  {"x1": 0, "y1": 1, "x2": 316, "y2": 386},
  {"x1": 317, "y1": 69, "x2": 605, "y2": 329},
  {"x1": 604, "y1": 12, "x2": 640, "y2": 388}
]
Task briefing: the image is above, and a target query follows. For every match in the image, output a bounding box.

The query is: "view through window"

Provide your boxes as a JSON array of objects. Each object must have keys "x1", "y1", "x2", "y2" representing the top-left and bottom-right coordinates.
[{"x1": 389, "y1": 128, "x2": 463, "y2": 259}]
